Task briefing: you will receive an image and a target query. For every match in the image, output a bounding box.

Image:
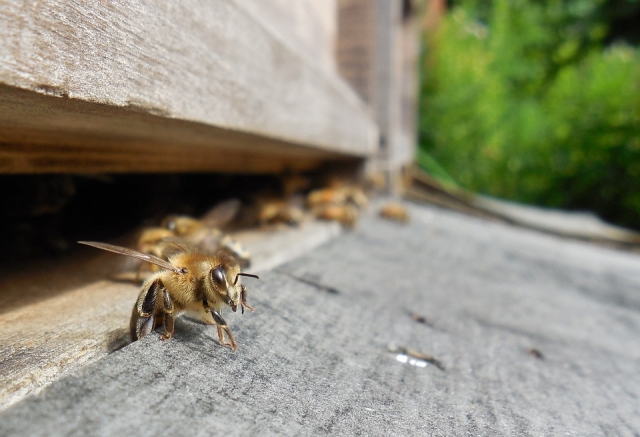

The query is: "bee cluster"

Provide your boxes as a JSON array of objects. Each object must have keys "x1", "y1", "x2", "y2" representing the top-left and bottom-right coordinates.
[
  {"x1": 81, "y1": 174, "x2": 397, "y2": 349},
  {"x1": 136, "y1": 199, "x2": 251, "y2": 277},
  {"x1": 82, "y1": 200, "x2": 258, "y2": 350},
  {"x1": 306, "y1": 183, "x2": 369, "y2": 228},
  {"x1": 250, "y1": 176, "x2": 373, "y2": 230}
]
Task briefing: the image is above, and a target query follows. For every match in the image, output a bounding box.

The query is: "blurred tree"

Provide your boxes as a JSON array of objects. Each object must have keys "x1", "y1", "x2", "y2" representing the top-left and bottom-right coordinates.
[{"x1": 420, "y1": 0, "x2": 640, "y2": 229}]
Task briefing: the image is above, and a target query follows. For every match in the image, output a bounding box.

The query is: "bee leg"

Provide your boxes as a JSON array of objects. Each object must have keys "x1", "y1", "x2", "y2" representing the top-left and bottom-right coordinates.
[
  {"x1": 240, "y1": 285, "x2": 254, "y2": 314},
  {"x1": 203, "y1": 301, "x2": 237, "y2": 350},
  {"x1": 130, "y1": 278, "x2": 162, "y2": 341},
  {"x1": 160, "y1": 288, "x2": 175, "y2": 340},
  {"x1": 212, "y1": 310, "x2": 237, "y2": 350}
]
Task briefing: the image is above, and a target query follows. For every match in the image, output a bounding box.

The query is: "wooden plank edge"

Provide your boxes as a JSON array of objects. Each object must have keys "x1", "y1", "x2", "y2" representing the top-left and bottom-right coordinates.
[
  {"x1": 0, "y1": 84, "x2": 362, "y2": 174},
  {"x1": 0, "y1": 221, "x2": 342, "y2": 412},
  {"x1": 0, "y1": 0, "x2": 378, "y2": 157}
]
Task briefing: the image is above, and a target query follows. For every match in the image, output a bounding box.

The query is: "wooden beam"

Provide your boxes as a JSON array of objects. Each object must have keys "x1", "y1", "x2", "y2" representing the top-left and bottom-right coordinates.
[
  {"x1": 337, "y1": 0, "x2": 419, "y2": 189},
  {"x1": 0, "y1": 85, "x2": 356, "y2": 174},
  {"x1": 0, "y1": 221, "x2": 342, "y2": 411},
  {"x1": 242, "y1": 0, "x2": 337, "y2": 74},
  {"x1": 0, "y1": 1, "x2": 377, "y2": 174},
  {"x1": 336, "y1": 0, "x2": 378, "y2": 104}
]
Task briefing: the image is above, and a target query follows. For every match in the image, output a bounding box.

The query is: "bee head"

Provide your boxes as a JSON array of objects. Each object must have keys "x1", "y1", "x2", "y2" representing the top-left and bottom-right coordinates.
[
  {"x1": 207, "y1": 252, "x2": 243, "y2": 310},
  {"x1": 206, "y1": 252, "x2": 259, "y2": 312},
  {"x1": 208, "y1": 264, "x2": 235, "y2": 307}
]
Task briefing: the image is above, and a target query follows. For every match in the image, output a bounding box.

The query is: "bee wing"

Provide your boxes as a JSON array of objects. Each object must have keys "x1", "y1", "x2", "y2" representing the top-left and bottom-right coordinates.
[
  {"x1": 78, "y1": 241, "x2": 183, "y2": 274},
  {"x1": 157, "y1": 236, "x2": 200, "y2": 259},
  {"x1": 200, "y1": 199, "x2": 241, "y2": 228}
]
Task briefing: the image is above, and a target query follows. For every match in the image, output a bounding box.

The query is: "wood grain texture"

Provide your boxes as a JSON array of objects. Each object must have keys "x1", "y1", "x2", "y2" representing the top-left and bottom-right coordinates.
[
  {"x1": 3, "y1": 200, "x2": 640, "y2": 435},
  {"x1": 242, "y1": 0, "x2": 337, "y2": 74},
  {"x1": 337, "y1": 0, "x2": 418, "y2": 178},
  {"x1": 0, "y1": 0, "x2": 377, "y2": 173},
  {"x1": 0, "y1": 84, "x2": 354, "y2": 174},
  {"x1": 0, "y1": 221, "x2": 341, "y2": 411},
  {"x1": 392, "y1": 1, "x2": 419, "y2": 169},
  {"x1": 336, "y1": 0, "x2": 377, "y2": 104}
]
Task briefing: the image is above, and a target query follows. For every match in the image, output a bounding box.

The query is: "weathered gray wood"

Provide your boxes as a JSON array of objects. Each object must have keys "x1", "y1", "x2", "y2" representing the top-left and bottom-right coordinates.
[
  {"x1": 336, "y1": 0, "x2": 377, "y2": 104},
  {"x1": 243, "y1": 0, "x2": 337, "y2": 74},
  {"x1": 0, "y1": 0, "x2": 376, "y2": 173},
  {"x1": 2, "y1": 199, "x2": 640, "y2": 435},
  {"x1": 395, "y1": 2, "x2": 420, "y2": 168},
  {"x1": 0, "y1": 221, "x2": 341, "y2": 411},
  {"x1": 0, "y1": 84, "x2": 355, "y2": 174},
  {"x1": 375, "y1": 0, "x2": 419, "y2": 173},
  {"x1": 407, "y1": 166, "x2": 640, "y2": 245},
  {"x1": 337, "y1": 0, "x2": 418, "y2": 188}
]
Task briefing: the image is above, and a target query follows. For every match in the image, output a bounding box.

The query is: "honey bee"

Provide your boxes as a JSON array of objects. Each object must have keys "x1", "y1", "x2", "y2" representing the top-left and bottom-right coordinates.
[
  {"x1": 257, "y1": 196, "x2": 306, "y2": 227},
  {"x1": 134, "y1": 228, "x2": 175, "y2": 280},
  {"x1": 79, "y1": 238, "x2": 259, "y2": 350},
  {"x1": 379, "y1": 203, "x2": 410, "y2": 224},
  {"x1": 137, "y1": 228, "x2": 175, "y2": 256},
  {"x1": 306, "y1": 183, "x2": 369, "y2": 228},
  {"x1": 313, "y1": 203, "x2": 358, "y2": 228},
  {"x1": 306, "y1": 188, "x2": 348, "y2": 207},
  {"x1": 135, "y1": 199, "x2": 251, "y2": 281}
]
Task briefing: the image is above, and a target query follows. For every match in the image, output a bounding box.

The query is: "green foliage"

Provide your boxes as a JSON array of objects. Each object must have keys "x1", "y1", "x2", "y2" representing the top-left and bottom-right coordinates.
[{"x1": 419, "y1": 0, "x2": 640, "y2": 228}]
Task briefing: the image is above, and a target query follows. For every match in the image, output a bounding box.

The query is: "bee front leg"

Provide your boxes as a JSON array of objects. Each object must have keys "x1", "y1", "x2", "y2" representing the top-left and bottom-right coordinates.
[
  {"x1": 213, "y1": 311, "x2": 237, "y2": 351},
  {"x1": 240, "y1": 285, "x2": 254, "y2": 314},
  {"x1": 130, "y1": 279, "x2": 163, "y2": 341},
  {"x1": 203, "y1": 299, "x2": 237, "y2": 351},
  {"x1": 160, "y1": 288, "x2": 175, "y2": 340}
]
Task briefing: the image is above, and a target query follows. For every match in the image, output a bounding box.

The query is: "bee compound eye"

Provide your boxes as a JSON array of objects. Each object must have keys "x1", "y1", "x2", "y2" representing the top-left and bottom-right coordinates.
[{"x1": 211, "y1": 266, "x2": 227, "y2": 290}]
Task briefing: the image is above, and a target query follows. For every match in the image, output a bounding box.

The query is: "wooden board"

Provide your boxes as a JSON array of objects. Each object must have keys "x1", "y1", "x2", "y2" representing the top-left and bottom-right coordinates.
[
  {"x1": 337, "y1": 0, "x2": 418, "y2": 187},
  {"x1": 242, "y1": 0, "x2": 337, "y2": 74},
  {"x1": 0, "y1": 85, "x2": 355, "y2": 174},
  {"x1": 336, "y1": 0, "x2": 378, "y2": 105},
  {"x1": 0, "y1": 1, "x2": 377, "y2": 173},
  {"x1": 0, "y1": 221, "x2": 342, "y2": 411}
]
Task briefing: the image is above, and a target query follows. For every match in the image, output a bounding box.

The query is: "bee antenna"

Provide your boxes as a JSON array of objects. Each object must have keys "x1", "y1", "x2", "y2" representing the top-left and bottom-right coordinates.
[{"x1": 234, "y1": 272, "x2": 260, "y2": 286}]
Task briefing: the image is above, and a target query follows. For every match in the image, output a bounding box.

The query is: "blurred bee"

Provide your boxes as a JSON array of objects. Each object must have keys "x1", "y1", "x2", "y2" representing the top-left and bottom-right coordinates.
[
  {"x1": 136, "y1": 199, "x2": 250, "y2": 281},
  {"x1": 256, "y1": 195, "x2": 306, "y2": 227},
  {"x1": 379, "y1": 203, "x2": 410, "y2": 224},
  {"x1": 307, "y1": 183, "x2": 368, "y2": 228},
  {"x1": 313, "y1": 204, "x2": 358, "y2": 228},
  {"x1": 79, "y1": 238, "x2": 259, "y2": 350},
  {"x1": 306, "y1": 188, "x2": 345, "y2": 207},
  {"x1": 162, "y1": 198, "x2": 240, "y2": 247},
  {"x1": 307, "y1": 187, "x2": 367, "y2": 209},
  {"x1": 137, "y1": 227, "x2": 174, "y2": 259}
]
